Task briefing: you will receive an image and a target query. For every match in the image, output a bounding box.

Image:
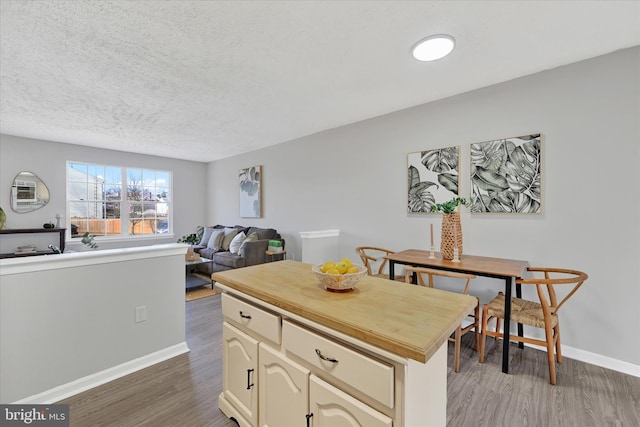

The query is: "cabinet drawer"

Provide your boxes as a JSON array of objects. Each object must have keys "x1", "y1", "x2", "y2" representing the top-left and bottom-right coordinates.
[
  {"x1": 283, "y1": 320, "x2": 394, "y2": 409},
  {"x1": 222, "y1": 293, "x2": 281, "y2": 345}
]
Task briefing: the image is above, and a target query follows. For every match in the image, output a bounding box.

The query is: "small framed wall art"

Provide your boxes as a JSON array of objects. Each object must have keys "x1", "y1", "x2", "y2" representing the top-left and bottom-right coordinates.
[
  {"x1": 408, "y1": 146, "x2": 460, "y2": 213},
  {"x1": 470, "y1": 133, "x2": 542, "y2": 214},
  {"x1": 239, "y1": 165, "x2": 262, "y2": 218}
]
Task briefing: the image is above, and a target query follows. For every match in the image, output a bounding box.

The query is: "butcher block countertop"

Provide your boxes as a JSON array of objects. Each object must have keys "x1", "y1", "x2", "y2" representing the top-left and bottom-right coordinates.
[{"x1": 212, "y1": 260, "x2": 476, "y2": 363}]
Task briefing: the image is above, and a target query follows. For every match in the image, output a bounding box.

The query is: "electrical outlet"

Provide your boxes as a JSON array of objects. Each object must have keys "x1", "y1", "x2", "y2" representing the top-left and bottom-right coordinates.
[{"x1": 135, "y1": 306, "x2": 147, "y2": 323}]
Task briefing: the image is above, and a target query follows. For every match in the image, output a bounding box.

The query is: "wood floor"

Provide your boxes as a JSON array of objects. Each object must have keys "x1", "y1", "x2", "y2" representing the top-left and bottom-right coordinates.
[{"x1": 60, "y1": 294, "x2": 640, "y2": 427}]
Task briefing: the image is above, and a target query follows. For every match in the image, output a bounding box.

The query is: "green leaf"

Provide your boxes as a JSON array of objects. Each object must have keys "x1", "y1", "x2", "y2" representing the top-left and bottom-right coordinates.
[
  {"x1": 408, "y1": 165, "x2": 421, "y2": 189},
  {"x1": 471, "y1": 166, "x2": 509, "y2": 192},
  {"x1": 421, "y1": 147, "x2": 458, "y2": 173},
  {"x1": 438, "y1": 173, "x2": 459, "y2": 193}
]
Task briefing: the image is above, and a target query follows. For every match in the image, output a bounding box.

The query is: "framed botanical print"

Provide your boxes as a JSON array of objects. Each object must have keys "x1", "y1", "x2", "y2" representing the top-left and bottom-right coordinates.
[
  {"x1": 408, "y1": 146, "x2": 460, "y2": 213},
  {"x1": 470, "y1": 133, "x2": 541, "y2": 214},
  {"x1": 239, "y1": 165, "x2": 262, "y2": 218}
]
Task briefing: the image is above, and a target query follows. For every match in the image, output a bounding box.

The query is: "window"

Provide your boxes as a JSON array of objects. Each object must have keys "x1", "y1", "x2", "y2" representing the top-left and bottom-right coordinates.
[{"x1": 67, "y1": 162, "x2": 171, "y2": 239}]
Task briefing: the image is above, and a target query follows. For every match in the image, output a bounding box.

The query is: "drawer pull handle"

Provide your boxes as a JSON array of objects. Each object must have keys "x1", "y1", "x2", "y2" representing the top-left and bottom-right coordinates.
[
  {"x1": 247, "y1": 368, "x2": 254, "y2": 389},
  {"x1": 239, "y1": 311, "x2": 252, "y2": 320},
  {"x1": 315, "y1": 348, "x2": 338, "y2": 364},
  {"x1": 306, "y1": 413, "x2": 313, "y2": 427}
]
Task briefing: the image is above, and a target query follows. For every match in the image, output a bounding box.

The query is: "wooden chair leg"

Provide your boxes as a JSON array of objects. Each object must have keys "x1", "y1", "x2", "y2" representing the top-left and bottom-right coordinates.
[
  {"x1": 454, "y1": 325, "x2": 462, "y2": 372},
  {"x1": 554, "y1": 324, "x2": 562, "y2": 364},
  {"x1": 479, "y1": 305, "x2": 488, "y2": 363},
  {"x1": 472, "y1": 300, "x2": 479, "y2": 352},
  {"x1": 544, "y1": 324, "x2": 557, "y2": 385},
  {"x1": 495, "y1": 316, "x2": 501, "y2": 342}
]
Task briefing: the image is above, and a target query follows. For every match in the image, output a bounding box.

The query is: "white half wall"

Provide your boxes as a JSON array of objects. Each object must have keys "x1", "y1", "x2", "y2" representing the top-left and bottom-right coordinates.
[
  {"x1": 206, "y1": 47, "x2": 640, "y2": 368},
  {"x1": 0, "y1": 244, "x2": 188, "y2": 403}
]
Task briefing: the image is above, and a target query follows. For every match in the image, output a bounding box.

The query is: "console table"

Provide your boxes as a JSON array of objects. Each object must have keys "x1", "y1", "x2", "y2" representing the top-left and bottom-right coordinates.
[{"x1": 0, "y1": 228, "x2": 66, "y2": 258}]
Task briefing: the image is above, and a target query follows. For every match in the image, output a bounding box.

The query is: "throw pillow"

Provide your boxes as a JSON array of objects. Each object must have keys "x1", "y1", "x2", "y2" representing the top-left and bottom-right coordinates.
[
  {"x1": 229, "y1": 231, "x2": 246, "y2": 255},
  {"x1": 221, "y1": 227, "x2": 239, "y2": 251},
  {"x1": 206, "y1": 229, "x2": 225, "y2": 250},
  {"x1": 199, "y1": 227, "x2": 215, "y2": 246},
  {"x1": 239, "y1": 231, "x2": 258, "y2": 257},
  {"x1": 195, "y1": 225, "x2": 205, "y2": 243}
]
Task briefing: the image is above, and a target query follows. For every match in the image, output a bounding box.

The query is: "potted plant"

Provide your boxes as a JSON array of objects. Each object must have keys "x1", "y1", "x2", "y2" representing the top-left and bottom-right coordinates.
[
  {"x1": 177, "y1": 233, "x2": 200, "y2": 245},
  {"x1": 81, "y1": 232, "x2": 98, "y2": 249},
  {"x1": 431, "y1": 197, "x2": 470, "y2": 260}
]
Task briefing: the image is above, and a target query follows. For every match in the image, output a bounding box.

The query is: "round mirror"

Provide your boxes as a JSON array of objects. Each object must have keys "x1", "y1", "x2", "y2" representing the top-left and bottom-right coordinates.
[{"x1": 10, "y1": 171, "x2": 50, "y2": 213}]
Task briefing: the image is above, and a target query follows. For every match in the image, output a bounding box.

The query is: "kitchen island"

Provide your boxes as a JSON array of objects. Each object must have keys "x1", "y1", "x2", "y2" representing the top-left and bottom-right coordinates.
[{"x1": 213, "y1": 260, "x2": 476, "y2": 427}]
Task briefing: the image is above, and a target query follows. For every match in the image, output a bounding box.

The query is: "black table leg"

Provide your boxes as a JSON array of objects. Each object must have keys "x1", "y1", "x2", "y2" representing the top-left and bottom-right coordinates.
[
  {"x1": 516, "y1": 282, "x2": 524, "y2": 349},
  {"x1": 389, "y1": 260, "x2": 396, "y2": 280},
  {"x1": 502, "y1": 276, "x2": 513, "y2": 373}
]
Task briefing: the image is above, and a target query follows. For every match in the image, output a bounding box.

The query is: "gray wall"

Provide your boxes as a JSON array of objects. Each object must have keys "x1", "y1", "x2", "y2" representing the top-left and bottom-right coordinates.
[
  {"x1": 1, "y1": 247, "x2": 187, "y2": 403},
  {"x1": 0, "y1": 135, "x2": 207, "y2": 249},
  {"x1": 206, "y1": 47, "x2": 640, "y2": 367}
]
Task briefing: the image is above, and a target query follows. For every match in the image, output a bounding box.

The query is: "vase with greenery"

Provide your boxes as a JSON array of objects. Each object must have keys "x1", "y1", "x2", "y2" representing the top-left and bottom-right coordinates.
[{"x1": 431, "y1": 197, "x2": 470, "y2": 260}]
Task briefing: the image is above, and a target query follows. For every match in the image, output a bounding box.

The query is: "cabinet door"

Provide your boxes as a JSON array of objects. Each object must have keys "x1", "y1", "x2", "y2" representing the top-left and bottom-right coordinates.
[
  {"x1": 259, "y1": 343, "x2": 310, "y2": 427},
  {"x1": 309, "y1": 375, "x2": 392, "y2": 427},
  {"x1": 223, "y1": 322, "x2": 259, "y2": 426}
]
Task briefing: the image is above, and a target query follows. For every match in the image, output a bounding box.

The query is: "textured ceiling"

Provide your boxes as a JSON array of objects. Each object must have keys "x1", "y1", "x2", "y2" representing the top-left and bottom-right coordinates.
[{"x1": 1, "y1": 1, "x2": 639, "y2": 162}]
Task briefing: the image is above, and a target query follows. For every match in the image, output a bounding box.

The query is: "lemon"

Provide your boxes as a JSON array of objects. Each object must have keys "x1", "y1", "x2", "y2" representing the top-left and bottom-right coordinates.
[
  {"x1": 346, "y1": 266, "x2": 359, "y2": 274},
  {"x1": 335, "y1": 261, "x2": 349, "y2": 274},
  {"x1": 340, "y1": 258, "x2": 353, "y2": 268},
  {"x1": 326, "y1": 267, "x2": 341, "y2": 275},
  {"x1": 321, "y1": 262, "x2": 336, "y2": 273}
]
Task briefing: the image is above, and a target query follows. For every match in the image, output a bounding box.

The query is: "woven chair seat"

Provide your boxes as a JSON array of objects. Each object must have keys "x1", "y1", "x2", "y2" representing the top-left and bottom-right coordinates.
[
  {"x1": 487, "y1": 294, "x2": 557, "y2": 329},
  {"x1": 374, "y1": 272, "x2": 406, "y2": 282}
]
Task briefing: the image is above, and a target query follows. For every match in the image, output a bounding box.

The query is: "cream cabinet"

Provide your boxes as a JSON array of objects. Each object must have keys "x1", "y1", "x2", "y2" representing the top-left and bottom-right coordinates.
[
  {"x1": 310, "y1": 374, "x2": 392, "y2": 427},
  {"x1": 258, "y1": 343, "x2": 309, "y2": 426},
  {"x1": 258, "y1": 343, "x2": 392, "y2": 427},
  {"x1": 218, "y1": 290, "x2": 449, "y2": 427},
  {"x1": 222, "y1": 322, "x2": 258, "y2": 426}
]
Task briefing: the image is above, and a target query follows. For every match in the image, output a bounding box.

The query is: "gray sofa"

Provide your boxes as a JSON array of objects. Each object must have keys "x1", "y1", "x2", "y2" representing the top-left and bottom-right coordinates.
[{"x1": 192, "y1": 225, "x2": 284, "y2": 275}]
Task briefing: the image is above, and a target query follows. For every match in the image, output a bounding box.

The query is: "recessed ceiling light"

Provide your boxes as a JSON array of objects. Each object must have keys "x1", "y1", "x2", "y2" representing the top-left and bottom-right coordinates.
[{"x1": 412, "y1": 34, "x2": 455, "y2": 61}]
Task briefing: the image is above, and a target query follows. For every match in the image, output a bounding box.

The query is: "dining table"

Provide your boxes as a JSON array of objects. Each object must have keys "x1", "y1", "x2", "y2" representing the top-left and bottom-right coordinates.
[{"x1": 384, "y1": 249, "x2": 529, "y2": 374}]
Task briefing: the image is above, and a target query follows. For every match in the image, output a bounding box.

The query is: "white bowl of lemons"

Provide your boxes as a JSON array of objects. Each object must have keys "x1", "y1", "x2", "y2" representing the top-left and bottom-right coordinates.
[{"x1": 312, "y1": 258, "x2": 367, "y2": 292}]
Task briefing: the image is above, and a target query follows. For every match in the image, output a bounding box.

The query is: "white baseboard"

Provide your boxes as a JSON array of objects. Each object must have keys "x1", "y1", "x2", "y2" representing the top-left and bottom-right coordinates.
[
  {"x1": 560, "y1": 344, "x2": 640, "y2": 378},
  {"x1": 485, "y1": 324, "x2": 640, "y2": 378},
  {"x1": 12, "y1": 342, "x2": 190, "y2": 404}
]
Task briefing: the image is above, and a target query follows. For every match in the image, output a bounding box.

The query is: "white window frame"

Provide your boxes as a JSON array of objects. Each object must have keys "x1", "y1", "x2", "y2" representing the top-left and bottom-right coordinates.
[{"x1": 66, "y1": 161, "x2": 172, "y2": 241}]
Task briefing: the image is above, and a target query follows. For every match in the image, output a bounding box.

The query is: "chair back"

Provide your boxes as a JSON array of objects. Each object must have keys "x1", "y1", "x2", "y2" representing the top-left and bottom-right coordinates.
[
  {"x1": 516, "y1": 267, "x2": 588, "y2": 317},
  {"x1": 404, "y1": 266, "x2": 476, "y2": 295},
  {"x1": 355, "y1": 246, "x2": 395, "y2": 277}
]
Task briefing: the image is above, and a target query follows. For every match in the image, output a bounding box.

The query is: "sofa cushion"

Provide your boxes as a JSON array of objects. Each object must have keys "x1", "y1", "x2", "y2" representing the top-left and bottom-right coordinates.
[
  {"x1": 199, "y1": 227, "x2": 215, "y2": 246},
  {"x1": 195, "y1": 226, "x2": 205, "y2": 243},
  {"x1": 246, "y1": 227, "x2": 277, "y2": 241},
  {"x1": 212, "y1": 252, "x2": 246, "y2": 269},
  {"x1": 222, "y1": 227, "x2": 239, "y2": 251},
  {"x1": 206, "y1": 229, "x2": 225, "y2": 250},
  {"x1": 197, "y1": 247, "x2": 216, "y2": 259},
  {"x1": 239, "y1": 231, "x2": 258, "y2": 257},
  {"x1": 229, "y1": 231, "x2": 246, "y2": 254}
]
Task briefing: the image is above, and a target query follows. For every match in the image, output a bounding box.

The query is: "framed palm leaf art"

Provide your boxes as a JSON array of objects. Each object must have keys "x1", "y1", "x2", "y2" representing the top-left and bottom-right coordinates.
[
  {"x1": 408, "y1": 146, "x2": 460, "y2": 213},
  {"x1": 470, "y1": 133, "x2": 542, "y2": 214}
]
